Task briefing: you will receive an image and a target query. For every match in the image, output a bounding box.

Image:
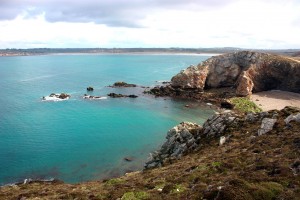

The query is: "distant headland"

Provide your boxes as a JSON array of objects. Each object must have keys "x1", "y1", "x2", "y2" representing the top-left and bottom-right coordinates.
[{"x1": 0, "y1": 47, "x2": 300, "y2": 57}]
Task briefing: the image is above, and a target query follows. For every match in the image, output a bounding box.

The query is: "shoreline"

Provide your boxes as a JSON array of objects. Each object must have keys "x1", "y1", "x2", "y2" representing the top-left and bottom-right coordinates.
[{"x1": 0, "y1": 52, "x2": 221, "y2": 57}]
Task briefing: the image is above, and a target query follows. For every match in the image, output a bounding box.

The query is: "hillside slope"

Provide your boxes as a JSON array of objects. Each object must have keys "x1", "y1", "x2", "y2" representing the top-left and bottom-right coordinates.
[{"x1": 1, "y1": 107, "x2": 300, "y2": 200}]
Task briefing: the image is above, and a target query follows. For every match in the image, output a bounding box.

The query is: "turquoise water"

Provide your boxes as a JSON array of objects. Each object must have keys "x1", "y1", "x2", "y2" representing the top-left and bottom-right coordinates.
[{"x1": 0, "y1": 54, "x2": 214, "y2": 185}]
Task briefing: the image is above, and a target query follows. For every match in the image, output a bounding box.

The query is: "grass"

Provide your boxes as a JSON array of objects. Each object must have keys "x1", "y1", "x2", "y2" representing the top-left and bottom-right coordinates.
[
  {"x1": 230, "y1": 97, "x2": 262, "y2": 113},
  {"x1": 121, "y1": 191, "x2": 150, "y2": 200},
  {"x1": 1, "y1": 107, "x2": 299, "y2": 200}
]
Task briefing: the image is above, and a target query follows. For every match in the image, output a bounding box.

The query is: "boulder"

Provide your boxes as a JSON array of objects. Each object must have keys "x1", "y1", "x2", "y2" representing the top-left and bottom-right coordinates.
[
  {"x1": 87, "y1": 86, "x2": 94, "y2": 91},
  {"x1": 257, "y1": 118, "x2": 277, "y2": 135},
  {"x1": 202, "y1": 112, "x2": 236, "y2": 138},
  {"x1": 284, "y1": 113, "x2": 300, "y2": 124}
]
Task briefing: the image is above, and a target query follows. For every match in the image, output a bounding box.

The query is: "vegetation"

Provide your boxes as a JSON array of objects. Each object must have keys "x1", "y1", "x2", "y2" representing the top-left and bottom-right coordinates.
[
  {"x1": 230, "y1": 97, "x2": 262, "y2": 113},
  {"x1": 1, "y1": 107, "x2": 299, "y2": 199}
]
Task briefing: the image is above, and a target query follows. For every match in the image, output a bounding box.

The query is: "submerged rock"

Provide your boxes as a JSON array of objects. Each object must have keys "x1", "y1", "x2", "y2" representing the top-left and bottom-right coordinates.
[{"x1": 107, "y1": 93, "x2": 139, "y2": 98}]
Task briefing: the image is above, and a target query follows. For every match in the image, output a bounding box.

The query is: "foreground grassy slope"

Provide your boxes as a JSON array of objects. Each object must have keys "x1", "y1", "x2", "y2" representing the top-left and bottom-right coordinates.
[{"x1": 1, "y1": 107, "x2": 300, "y2": 200}]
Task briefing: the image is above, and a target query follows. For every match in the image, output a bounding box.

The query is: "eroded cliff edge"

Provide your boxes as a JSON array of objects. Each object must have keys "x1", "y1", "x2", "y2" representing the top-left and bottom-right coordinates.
[{"x1": 153, "y1": 51, "x2": 300, "y2": 98}]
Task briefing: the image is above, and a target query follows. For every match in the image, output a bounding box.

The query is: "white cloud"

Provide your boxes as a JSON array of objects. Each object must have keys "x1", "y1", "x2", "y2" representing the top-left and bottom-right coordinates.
[{"x1": 0, "y1": 0, "x2": 300, "y2": 48}]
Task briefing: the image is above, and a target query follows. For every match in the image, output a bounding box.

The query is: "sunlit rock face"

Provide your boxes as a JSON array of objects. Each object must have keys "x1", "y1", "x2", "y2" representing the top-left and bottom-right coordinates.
[{"x1": 171, "y1": 51, "x2": 300, "y2": 96}]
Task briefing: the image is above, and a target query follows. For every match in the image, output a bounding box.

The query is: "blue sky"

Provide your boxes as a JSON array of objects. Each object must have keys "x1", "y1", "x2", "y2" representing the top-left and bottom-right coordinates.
[{"x1": 0, "y1": 0, "x2": 299, "y2": 49}]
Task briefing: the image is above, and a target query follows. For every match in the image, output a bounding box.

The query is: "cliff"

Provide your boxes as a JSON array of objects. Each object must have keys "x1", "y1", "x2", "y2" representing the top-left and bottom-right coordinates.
[
  {"x1": 171, "y1": 51, "x2": 300, "y2": 96},
  {"x1": 1, "y1": 107, "x2": 300, "y2": 199}
]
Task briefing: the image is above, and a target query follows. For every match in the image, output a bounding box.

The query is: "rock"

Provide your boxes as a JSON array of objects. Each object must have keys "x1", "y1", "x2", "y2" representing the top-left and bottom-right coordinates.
[
  {"x1": 128, "y1": 94, "x2": 138, "y2": 98},
  {"x1": 111, "y1": 81, "x2": 136, "y2": 87},
  {"x1": 291, "y1": 160, "x2": 300, "y2": 175},
  {"x1": 202, "y1": 112, "x2": 236, "y2": 138},
  {"x1": 58, "y1": 93, "x2": 70, "y2": 99},
  {"x1": 144, "y1": 122, "x2": 202, "y2": 169},
  {"x1": 219, "y1": 136, "x2": 226, "y2": 145},
  {"x1": 220, "y1": 100, "x2": 234, "y2": 109},
  {"x1": 170, "y1": 51, "x2": 300, "y2": 96},
  {"x1": 171, "y1": 64, "x2": 209, "y2": 89},
  {"x1": 107, "y1": 93, "x2": 138, "y2": 98},
  {"x1": 107, "y1": 93, "x2": 125, "y2": 98},
  {"x1": 236, "y1": 71, "x2": 254, "y2": 96},
  {"x1": 257, "y1": 118, "x2": 277, "y2": 136},
  {"x1": 124, "y1": 157, "x2": 133, "y2": 162},
  {"x1": 87, "y1": 86, "x2": 94, "y2": 91},
  {"x1": 284, "y1": 113, "x2": 300, "y2": 124}
]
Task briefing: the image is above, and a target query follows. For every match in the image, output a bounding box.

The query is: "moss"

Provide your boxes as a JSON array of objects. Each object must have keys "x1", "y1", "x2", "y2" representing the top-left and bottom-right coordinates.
[
  {"x1": 171, "y1": 184, "x2": 187, "y2": 194},
  {"x1": 105, "y1": 178, "x2": 124, "y2": 186},
  {"x1": 212, "y1": 161, "x2": 222, "y2": 168},
  {"x1": 230, "y1": 97, "x2": 262, "y2": 113},
  {"x1": 121, "y1": 191, "x2": 150, "y2": 200}
]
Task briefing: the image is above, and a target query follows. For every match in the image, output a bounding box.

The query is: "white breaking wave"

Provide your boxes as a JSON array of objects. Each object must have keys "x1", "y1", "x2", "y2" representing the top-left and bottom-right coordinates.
[{"x1": 41, "y1": 94, "x2": 70, "y2": 102}]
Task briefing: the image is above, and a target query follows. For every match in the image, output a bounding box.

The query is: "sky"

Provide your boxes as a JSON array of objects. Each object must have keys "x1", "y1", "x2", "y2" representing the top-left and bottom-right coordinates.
[{"x1": 0, "y1": 0, "x2": 300, "y2": 49}]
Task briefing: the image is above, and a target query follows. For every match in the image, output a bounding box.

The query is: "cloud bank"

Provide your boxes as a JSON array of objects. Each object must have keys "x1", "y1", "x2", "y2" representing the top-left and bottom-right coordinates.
[
  {"x1": 0, "y1": 0, "x2": 299, "y2": 48},
  {"x1": 0, "y1": 0, "x2": 235, "y2": 27}
]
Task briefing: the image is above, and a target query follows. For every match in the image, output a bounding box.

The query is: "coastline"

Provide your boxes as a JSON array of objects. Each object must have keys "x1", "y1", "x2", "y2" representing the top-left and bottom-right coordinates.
[{"x1": 0, "y1": 52, "x2": 221, "y2": 57}]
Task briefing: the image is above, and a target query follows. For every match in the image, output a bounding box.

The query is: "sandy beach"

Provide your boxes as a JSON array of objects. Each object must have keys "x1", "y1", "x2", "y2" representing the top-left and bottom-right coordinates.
[{"x1": 251, "y1": 90, "x2": 300, "y2": 111}]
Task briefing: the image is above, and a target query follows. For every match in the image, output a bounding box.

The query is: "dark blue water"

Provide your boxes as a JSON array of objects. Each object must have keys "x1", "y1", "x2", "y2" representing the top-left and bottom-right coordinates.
[{"x1": 0, "y1": 54, "x2": 214, "y2": 185}]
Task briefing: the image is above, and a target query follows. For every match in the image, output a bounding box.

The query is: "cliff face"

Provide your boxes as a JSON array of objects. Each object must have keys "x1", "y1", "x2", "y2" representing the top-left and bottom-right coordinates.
[{"x1": 171, "y1": 51, "x2": 300, "y2": 96}]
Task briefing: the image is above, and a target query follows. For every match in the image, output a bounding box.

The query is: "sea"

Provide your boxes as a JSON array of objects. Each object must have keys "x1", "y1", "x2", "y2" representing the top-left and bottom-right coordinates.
[{"x1": 0, "y1": 54, "x2": 215, "y2": 185}]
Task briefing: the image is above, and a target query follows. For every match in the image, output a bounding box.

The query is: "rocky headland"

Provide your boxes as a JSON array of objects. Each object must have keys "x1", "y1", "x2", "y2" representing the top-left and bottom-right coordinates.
[{"x1": 148, "y1": 51, "x2": 300, "y2": 101}]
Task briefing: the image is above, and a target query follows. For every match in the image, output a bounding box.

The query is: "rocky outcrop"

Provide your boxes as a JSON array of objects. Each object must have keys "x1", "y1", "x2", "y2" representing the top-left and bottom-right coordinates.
[
  {"x1": 110, "y1": 82, "x2": 137, "y2": 87},
  {"x1": 145, "y1": 106, "x2": 300, "y2": 170},
  {"x1": 171, "y1": 65, "x2": 209, "y2": 89},
  {"x1": 144, "y1": 122, "x2": 202, "y2": 169},
  {"x1": 107, "y1": 93, "x2": 138, "y2": 98},
  {"x1": 144, "y1": 112, "x2": 237, "y2": 169},
  {"x1": 171, "y1": 51, "x2": 300, "y2": 96}
]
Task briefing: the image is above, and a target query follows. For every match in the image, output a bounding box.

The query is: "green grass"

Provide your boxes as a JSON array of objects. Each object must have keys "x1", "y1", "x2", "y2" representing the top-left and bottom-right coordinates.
[
  {"x1": 121, "y1": 191, "x2": 150, "y2": 200},
  {"x1": 105, "y1": 178, "x2": 125, "y2": 186},
  {"x1": 230, "y1": 97, "x2": 262, "y2": 113}
]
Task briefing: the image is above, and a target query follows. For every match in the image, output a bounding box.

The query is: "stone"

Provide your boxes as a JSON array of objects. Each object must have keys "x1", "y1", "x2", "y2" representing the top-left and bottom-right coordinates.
[
  {"x1": 87, "y1": 86, "x2": 94, "y2": 91},
  {"x1": 111, "y1": 81, "x2": 136, "y2": 87},
  {"x1": 257, "y1": 118, "x2": 277, "y2": 136},
  {"x1": 124, "y1": 157, "x2": 133, "y2": 162},
  {"x1": 171, "y1": 64, "x2": 209, "y2": 89},
  {"x1": 219, "y1": 136, "x2": 226, "y2": 145},
  {"x1": 236, "y1": 71, "x2": 254, "y2": 96},
  {"x1": 284, "y1": 113, "x2": 300, "y2": 124},
  {"x1": 202, "y1": 112, "x2": 236, "y2": 138}
]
